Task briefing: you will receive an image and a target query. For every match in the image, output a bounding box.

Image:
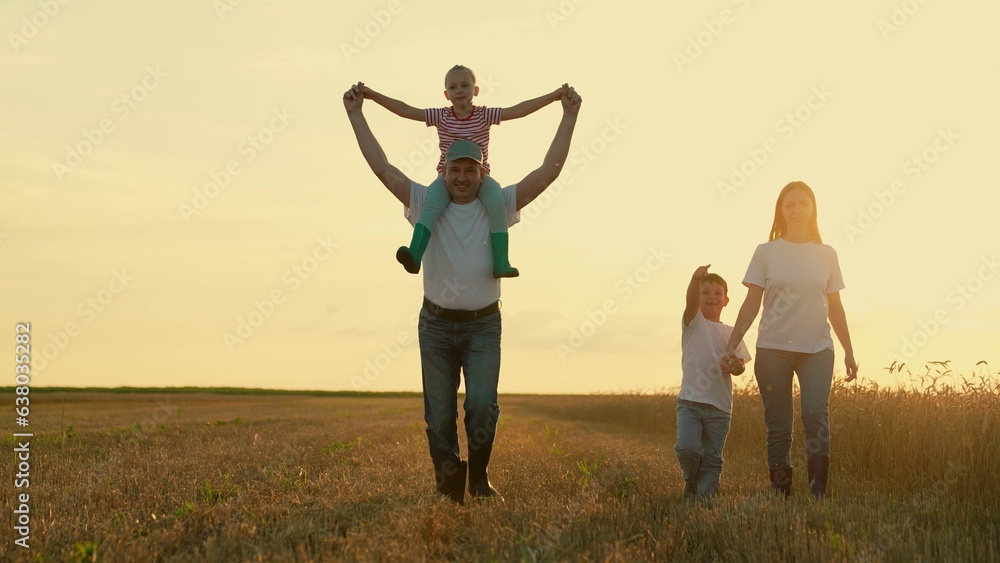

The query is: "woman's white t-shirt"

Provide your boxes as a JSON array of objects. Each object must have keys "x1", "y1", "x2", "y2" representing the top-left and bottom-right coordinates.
[{"x1": 743, "y1": 239, "x2": 845, "y2": 353}]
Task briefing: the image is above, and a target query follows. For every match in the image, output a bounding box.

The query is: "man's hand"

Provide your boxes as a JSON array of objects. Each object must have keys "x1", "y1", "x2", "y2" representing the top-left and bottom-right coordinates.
[
  {"x1": 343, "y1": 82, "x2": 364, "y2": 113},
  {"x1": 561, "y1": 85, "x2": 582, "y2": 115}
]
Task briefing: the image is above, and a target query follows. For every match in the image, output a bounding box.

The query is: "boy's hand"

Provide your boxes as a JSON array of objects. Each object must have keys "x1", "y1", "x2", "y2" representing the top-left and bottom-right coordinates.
[
  {"x1": 719, "y1": 352, "x2": 740, "y2": 375},
  {"x1": 692, "y1": 264, "x2": 711, "y2": 280}
]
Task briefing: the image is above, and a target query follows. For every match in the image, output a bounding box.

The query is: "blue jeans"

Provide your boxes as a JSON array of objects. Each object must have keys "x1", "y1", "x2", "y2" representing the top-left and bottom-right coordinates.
[
  {"x1": 675, "y1": 400, "x2": 731, "y2": 496},
  {"x1": 754, "y1": 348, "x2": 834, "y2": 470},
  {"x1": 418, "y1": 307, "x2": 502, "y2": 486}
]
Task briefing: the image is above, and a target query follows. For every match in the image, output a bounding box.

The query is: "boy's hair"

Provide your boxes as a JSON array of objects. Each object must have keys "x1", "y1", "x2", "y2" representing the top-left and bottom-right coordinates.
[
  {"x1": 447, "y1": 65, "x2": 477, "y2": 85},
  {"x1": 702, "y1": 273, "x2": 728, "y2": 296}
]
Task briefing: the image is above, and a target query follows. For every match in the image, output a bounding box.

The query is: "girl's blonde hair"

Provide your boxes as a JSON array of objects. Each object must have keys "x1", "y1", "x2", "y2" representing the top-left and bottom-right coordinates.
[{"x1": 446, "y1": 65, "x2": 476, "y2": 85}]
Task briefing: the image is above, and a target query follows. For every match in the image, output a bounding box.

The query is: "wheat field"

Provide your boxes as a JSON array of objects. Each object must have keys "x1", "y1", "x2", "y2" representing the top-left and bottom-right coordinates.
[{"x1": 2, "y1": 366, "x2": 998, "y2": 561}]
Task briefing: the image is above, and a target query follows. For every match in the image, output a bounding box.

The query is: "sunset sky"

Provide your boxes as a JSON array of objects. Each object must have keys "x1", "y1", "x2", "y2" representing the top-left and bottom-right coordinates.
[{"x1": 2, "y1": 1, "x2": 998, "y2": 394}]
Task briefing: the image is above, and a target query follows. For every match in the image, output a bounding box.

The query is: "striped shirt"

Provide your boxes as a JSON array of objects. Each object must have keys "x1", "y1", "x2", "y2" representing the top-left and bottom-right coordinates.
[{"x1": 426, "y1": 106, "x2": 502, "y2": 174}]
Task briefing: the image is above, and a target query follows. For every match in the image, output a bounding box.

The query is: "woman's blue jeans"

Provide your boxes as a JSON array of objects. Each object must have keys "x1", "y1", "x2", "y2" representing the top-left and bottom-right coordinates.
[{"x1": 754, "y1": 347, "x2": 834, "y2": 470}]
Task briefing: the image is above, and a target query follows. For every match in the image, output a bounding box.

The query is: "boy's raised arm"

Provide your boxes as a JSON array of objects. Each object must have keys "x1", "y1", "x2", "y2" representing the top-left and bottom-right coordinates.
[
  {"x1": 683, "y1": 265, "x2": 710, "y2": 326},
  {"x1": 501, "y1": 84, "x2": 568, "y2": 121},
  {"x1": 361, "y1": 83, "x2": 425, "y2": 122}
]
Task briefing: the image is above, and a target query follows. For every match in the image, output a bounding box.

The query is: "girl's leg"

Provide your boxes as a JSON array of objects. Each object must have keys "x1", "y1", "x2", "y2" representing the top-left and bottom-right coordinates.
[
  {"x1": 398, "y1": 175, "x2": 449, "y2": 274},
  {"x1": 478, "y1": 175, "x2": 519, "y2": 278}
]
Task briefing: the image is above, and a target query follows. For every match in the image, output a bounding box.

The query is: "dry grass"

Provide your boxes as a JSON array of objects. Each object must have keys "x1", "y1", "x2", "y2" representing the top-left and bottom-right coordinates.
[{"x1": 1, "y1": 368, "x2": 998, "y2": 562}]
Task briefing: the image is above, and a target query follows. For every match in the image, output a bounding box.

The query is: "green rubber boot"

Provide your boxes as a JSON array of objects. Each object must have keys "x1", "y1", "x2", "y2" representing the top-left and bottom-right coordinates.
[
  {"x1": 397, "y1": 224, "x2": 431, "y2": 274},
  {"x1": 490, "y1": 232, "x2": 519, "y2": 278}
]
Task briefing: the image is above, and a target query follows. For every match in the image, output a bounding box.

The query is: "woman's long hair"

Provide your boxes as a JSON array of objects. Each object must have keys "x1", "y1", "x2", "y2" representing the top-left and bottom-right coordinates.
[{"x1": 769, "y1": 181, "x2": 823, "y2": 243}]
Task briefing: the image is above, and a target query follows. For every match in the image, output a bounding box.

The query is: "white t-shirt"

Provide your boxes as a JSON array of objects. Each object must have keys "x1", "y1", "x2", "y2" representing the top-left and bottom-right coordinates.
[
  {"x1": 679, "y1": 311, "x2": 751, "y2": 414},
  {"x1": 406, "y1": 180, "x2": 520, "y2": 310},
  {"x1": 743, "y1": 239, "x2": 845, "y2": 353}
]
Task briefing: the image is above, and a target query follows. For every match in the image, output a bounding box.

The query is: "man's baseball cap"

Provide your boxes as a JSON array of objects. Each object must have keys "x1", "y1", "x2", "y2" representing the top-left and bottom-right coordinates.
[{"x1": 445, "y1": 139, "x2": 483, "y2": 165}]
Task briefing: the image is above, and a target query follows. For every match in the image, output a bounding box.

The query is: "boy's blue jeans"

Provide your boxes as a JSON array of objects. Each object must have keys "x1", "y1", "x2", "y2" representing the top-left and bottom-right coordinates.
[
  {"x1": 754, "y1": 347, "x2": 835, "y2": 470},
  {"x1": 675, "y1": 399, "x2": 731, "y2": 496},
  {"x1": 418, "y1": 307, "x2": 502, "y2": 484}
]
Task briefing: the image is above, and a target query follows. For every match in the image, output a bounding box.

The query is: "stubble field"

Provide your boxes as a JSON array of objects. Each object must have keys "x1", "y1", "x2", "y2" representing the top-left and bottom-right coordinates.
[{"x1": 2, "y1": 370, "x2": 998, "y2": 562}]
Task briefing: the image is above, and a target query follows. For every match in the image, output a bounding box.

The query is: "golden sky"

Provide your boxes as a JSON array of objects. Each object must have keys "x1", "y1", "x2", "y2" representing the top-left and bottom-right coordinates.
[{"x1": 2, "y1": 0, "x2": 998, "y2": 393}]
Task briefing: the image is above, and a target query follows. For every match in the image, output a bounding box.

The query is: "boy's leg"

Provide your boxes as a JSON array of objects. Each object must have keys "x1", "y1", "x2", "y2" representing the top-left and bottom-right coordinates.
[
  {"x1": 674, "y1": 400, "x2": 704, "y2": 498},
  {"x1": 696, "y1": 406, "x2": 732, "y2": 497},
  {"x1": 398, "y1": 175, "x2": 449, "y2": 274},
  {"x1": 479, "y1": 175, "x2": 519, "y2": 278}
]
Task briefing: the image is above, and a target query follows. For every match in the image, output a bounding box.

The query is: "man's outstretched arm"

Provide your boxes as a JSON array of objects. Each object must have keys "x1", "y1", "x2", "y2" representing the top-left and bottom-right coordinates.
[
  {"x1": 344, "y1": 82, "x2": 411, "y2": 206},
  {"x1": 515, "y1": 86, "x2": 582, "y2": 211}
]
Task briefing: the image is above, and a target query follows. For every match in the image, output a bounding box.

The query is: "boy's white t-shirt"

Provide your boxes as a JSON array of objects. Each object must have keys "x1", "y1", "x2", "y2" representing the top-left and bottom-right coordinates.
[
  {"x1": 743, "y1": 239, "x2": 845, "y2": 353},
  {"x1": 406, "y1": 180, "x2": 519, "y2": 310},
  {"x1": 679, "y1": 311, "x2": 751, "y2": 414}
]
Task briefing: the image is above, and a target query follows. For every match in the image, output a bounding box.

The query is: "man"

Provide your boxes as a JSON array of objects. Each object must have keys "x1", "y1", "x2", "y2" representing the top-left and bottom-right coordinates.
[{"x1": 343, "y1": 81, "x2": 581, "y2": 504}]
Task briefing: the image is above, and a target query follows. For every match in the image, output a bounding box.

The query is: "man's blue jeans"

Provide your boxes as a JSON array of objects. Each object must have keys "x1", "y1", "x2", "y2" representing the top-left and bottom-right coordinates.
[
  {"x1": 675, "y1": 399, "x2": 732, "y2": 496},
  {"x1": 754, "y1": 347, "x2": 834, "y2": 470},
  {"x1": 418, "y1": 308, "x2": 502, "y2": 487}
]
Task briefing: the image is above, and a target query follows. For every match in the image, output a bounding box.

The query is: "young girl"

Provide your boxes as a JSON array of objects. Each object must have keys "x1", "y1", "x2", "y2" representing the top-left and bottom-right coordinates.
[
  {"x1": 362, "y1": 65, "x2": 566, "y2": 277},
  {"x1": 722, "y1": 181, "x2": 858, "y2": 499}
]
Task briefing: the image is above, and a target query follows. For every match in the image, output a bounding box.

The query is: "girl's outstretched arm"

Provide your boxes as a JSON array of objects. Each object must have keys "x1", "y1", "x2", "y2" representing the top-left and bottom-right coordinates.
[
  {"x1": 361, "y1": 83, "x2": 424, "y2": 121},
  {"x1": 501, "y1": 84, "x2": 568, "y2": 121}
]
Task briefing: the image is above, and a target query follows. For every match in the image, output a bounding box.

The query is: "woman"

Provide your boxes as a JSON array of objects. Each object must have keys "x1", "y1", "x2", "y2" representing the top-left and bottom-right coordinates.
[{"x1": 721, "y1": 181, "x2": 857, "y2": 499}]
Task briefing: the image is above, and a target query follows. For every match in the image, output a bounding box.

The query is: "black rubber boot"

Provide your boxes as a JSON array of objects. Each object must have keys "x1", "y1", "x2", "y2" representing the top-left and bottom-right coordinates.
[
  {"x1": 397, "y1": 224, "x2": 432, "y2": 274},
  {"x1": 434, "y1": 460, "x2": 467, "y2": 505},
  {"x1": 808, "y1": 455, "x2": 830, "y2": 499},
  {"x1": 468, "y1": 453, "x2": 504, "y2": 503},
  {"x1": 769, "y1": 466, "x2": 792, "y2": 498}
]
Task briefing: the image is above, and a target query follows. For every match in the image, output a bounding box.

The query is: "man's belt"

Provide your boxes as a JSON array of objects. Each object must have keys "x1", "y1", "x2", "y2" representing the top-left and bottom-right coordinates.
[{"x1": 422, "y1": 297, "x2": 499, "y2": 322}]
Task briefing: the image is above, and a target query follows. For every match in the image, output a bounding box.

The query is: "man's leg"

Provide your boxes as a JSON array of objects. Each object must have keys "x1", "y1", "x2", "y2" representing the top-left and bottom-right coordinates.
[
  {"x1": 755, "y1": 348, "x2": 796, "y2": 496},
  {"x1": 674, "y1": 400, "x2": 704, "y2": 498},
  {"x1": 418, "y1": 308, "x2": 466, "y2": 503},
  {"x1": 460, "y1": 311, "x2": 503, "y2": 500}
]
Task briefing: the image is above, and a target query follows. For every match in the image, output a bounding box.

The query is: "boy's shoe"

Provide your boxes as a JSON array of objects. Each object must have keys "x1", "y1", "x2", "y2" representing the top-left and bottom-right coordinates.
[
  {"x1": 489, "y1": 232, "x2": 519, "y2": 278},
  {"x1": 398, "y1": 224, "x2": 432, "y2": 274},
  {"x1": 683, "y1": 482, "x2": 698, "y2": 499}
]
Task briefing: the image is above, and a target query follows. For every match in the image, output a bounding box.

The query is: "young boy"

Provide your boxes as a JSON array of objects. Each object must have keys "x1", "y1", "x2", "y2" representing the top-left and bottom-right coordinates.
[
  {"x1": 361, "y1": 65, "x2": 566, "y2": 277},
  {"x1": 676, "y1": 264, "x2": 752, "y2": 498}
]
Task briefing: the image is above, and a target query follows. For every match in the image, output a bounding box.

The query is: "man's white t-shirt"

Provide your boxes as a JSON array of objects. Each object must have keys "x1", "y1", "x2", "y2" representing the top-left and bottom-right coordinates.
[
  {"x1": 679, "y1": 311, "x2": 751, "y2": 414},
  {"x1": 407, "y1": 180, "x2": 519, "y2": 310},
  {"x1": 743, "y1": 239, "x2": 845, "y2": 353}
]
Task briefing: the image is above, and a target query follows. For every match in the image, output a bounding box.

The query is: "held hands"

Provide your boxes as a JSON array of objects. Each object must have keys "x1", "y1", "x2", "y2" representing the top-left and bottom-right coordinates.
[
  {"x1": 719, "y1": 352, "x2": 745, "y2": 376},
  {"x1": 343, "y1": 82, "x2": 364, "y2": 112},
  {"x1": 551, "y1": 83, "x2": 570, "y2": 102},
  {"x1": 561, "y1": 84, "x2": 582, "y2": 114}
]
